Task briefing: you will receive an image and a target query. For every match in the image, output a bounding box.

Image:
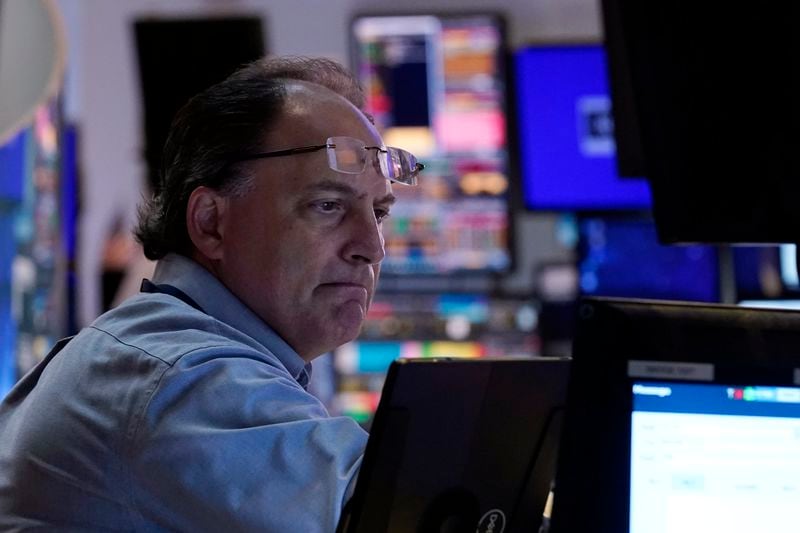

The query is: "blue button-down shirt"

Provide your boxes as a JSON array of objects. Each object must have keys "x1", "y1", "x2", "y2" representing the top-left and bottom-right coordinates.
[{"x1": 0, "y1": 253, "x2": 368, "y2": 531}]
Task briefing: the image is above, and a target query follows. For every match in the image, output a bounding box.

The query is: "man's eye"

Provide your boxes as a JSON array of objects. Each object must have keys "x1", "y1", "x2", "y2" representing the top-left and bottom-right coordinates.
[
  {"x1": 374, "y1": 209, "x2": 391, "y2": 223},
  {"x1": 311, "y1": 200, "x2": 343, "y2": 213}
]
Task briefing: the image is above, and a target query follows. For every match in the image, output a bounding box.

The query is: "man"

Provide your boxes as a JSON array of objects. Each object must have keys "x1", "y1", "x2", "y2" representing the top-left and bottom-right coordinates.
[{"x1": 0, "y1": 56, "x2": 422, "y2": 531}]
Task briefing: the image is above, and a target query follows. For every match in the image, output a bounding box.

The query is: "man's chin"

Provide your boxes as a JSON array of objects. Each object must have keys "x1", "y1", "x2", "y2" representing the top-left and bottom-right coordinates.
[
  {"x1": 328, "y1": 320, "x2": 366, "y2": 353},
  {"x1": 300, "y1": 303, "x2": 367, "y2": 358},
  {"x1": 334, "y1": 299, "x2": 367, "y2": 330}
]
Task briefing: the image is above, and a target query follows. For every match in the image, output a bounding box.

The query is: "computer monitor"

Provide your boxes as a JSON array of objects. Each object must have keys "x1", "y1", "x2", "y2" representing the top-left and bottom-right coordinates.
[
  {"x1": 514, "y1": 43, "x2": 651, "y2": 212},
  {"x1": 338, "y1": 356, "x2": 570, "y2": 533},
  {"x1": 550, "y1": 297, "x2": 800, "y2": 533},
  {"x1": 600, "y1": 1, "x2": 799, "y2": 243},
  {"x1": 350, "y1": 13, "x2": 513, "y2": 275},
  {"x1": 578, "y1": 216, "x2": 720, "y2": 302}
]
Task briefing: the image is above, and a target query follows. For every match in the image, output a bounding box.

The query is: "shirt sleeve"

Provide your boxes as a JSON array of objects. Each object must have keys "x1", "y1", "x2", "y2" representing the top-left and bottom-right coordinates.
[{"x1": 125, "y1": 348, "x2": 368, "y2": 532}]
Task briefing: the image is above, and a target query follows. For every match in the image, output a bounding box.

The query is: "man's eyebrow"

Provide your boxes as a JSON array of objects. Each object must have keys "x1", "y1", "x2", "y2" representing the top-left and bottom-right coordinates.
[
  {"x1": 303, "y1": 180, "x2": 356, "y2": 196},
  {"x1": 304, "y1": 179, "x2": 397, "y2": 205}
]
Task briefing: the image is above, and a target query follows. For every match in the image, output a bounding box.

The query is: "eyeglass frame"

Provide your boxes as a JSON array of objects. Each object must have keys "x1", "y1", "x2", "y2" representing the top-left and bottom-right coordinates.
[{"x1": 227, "y1": 136, "x2": 423, "y2": 186}]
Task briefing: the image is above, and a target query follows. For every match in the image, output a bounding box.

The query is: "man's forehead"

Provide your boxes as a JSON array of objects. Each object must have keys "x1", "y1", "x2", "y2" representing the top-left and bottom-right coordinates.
[
  {"x1": 274, "y1": 83, "x2": 381, "y2": 145},
  {"x1": 283, "y1": 79, "x2": 346, "y2": 103}
]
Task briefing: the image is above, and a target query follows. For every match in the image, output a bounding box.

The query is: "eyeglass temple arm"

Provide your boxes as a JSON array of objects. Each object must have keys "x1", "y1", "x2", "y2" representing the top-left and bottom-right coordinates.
[{"x1": 231, "y1": 144, "x2": 329, "y2": 163}]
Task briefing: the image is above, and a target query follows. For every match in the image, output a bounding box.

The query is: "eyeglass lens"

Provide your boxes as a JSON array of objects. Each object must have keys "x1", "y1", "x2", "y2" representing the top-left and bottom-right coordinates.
[
  {"x1": 327, "y1": 137, "x2": 367, "y2": 174},
  {"x1": 326, "y1": 137, "x2": 418, "y2": 185}
]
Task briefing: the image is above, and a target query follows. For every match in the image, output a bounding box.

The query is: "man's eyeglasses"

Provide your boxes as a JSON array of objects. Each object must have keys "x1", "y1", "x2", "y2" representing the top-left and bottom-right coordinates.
[{"x1": 230, "y1": 136, "x2": 422, "y2": 185}]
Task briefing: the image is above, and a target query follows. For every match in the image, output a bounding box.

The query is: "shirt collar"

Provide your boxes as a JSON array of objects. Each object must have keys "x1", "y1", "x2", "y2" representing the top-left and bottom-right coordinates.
[{"x1": 151, "y1": 253, "x2": 312, "y2": 388}]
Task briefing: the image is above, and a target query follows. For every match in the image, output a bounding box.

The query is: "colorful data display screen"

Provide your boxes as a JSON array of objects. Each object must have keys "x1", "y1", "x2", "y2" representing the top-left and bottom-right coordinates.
[
  {"x1": 0, "y1": 99, "x2": 68, "y2": 398},
  {"x1": 333, "y1": 292, "x2": 539, "y2": 423},
  {"x1": 352, "y1": 14, "x2": 511, "y2": 274}
]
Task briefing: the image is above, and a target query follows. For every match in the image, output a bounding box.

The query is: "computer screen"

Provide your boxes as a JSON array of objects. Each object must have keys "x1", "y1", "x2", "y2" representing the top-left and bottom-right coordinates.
[
  {"x1": 630, "y1": 381, "x2": 800, "y2": 533},
  {"x1": 550, "y1": 297, "x2": 800, "y2": 533},
  {"x1": 514, "y1": 44, "x2": 651, "y2": 211},
  {"x1": 351, "y1": 14, "x2": 512, "y2": 274},
  {"x1": 578, "y1": 217, "x2": 719, "y2": 302}
]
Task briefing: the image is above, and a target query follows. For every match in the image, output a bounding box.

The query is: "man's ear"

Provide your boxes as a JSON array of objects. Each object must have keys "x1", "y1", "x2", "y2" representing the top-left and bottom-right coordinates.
[{"x1": 186, "y1": 186, "x2": 228, "y2": 261}]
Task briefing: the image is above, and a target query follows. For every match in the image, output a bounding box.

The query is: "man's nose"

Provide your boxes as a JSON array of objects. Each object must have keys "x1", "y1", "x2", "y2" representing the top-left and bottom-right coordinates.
[{"x1": 343, "y1": 208, "x2": 386, "y2": 265}]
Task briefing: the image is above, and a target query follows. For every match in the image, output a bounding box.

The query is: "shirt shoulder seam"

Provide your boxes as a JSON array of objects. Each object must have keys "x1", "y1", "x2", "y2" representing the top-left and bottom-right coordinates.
[{"x1": 87, "y1": 325, "x2": 173, "y2": 366}]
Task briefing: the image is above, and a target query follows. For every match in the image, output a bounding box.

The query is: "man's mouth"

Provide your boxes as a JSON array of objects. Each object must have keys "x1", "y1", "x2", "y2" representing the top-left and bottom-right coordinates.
[{"x1": 318, "y1": 282, "x2": 369, "y2": 299}]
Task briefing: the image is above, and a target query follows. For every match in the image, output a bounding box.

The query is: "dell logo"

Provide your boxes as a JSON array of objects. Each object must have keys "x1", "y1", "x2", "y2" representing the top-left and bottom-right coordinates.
[{"x1": 476, "y1": 509, "x2": 506, "y2": 533}]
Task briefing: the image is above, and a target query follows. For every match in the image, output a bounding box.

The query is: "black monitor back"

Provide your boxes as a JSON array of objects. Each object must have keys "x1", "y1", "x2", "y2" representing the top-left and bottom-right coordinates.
[
  {"x1": 339, "y1": 357, "x2": 570, "y2": 533},
  {"x1": 601, "y1": 2, "x2": 799, "y2": 244}
]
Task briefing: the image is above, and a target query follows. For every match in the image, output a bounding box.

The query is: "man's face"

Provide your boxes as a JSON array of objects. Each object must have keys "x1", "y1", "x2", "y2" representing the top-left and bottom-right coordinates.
[{"x1": 213, "y1": 84, "x2": 395, "y2": 360}]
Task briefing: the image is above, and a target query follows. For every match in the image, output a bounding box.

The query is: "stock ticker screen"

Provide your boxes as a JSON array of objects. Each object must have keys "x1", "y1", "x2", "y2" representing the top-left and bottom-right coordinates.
[{"x1": 351, "y1": 13, "x2": 512, "y2": 275}]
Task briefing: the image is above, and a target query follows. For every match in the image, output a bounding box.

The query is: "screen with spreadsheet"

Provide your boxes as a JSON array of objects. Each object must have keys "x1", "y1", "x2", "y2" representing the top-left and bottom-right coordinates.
[{"x1": 630, "y1": 381, "x2": 800, "y2": 533}]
